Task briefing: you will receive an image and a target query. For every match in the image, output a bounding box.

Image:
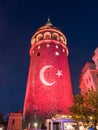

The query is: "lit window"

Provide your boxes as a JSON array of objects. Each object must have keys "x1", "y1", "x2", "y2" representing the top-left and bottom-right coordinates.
[
  {"x1": 56, "y1": 45, "x2": 58, "y2": 49},
  {"x1": 31, "y1": 38, "x2": 35, "y2": 45},
  {"x1": 52, "y1": 33, "x2": 59, "y2": 40},
  {"x1": 86, "y1": 79, "x2": 88, "y2": 84},
  {"x1": 38, "y1": 46, "x2": 40, "y2": 49},
  {"x1": 36, "y1": 34, "x2": 43, "y2": 41},
  {"x1": 59, "y1": 36, "x2": 65, "y2": 44},
  {"x1": 44, "y1": 32, "x2": 51, "y2": 39},
  {"x1": 63, "y1": 49, "x2": 65, "y2": 52},
  {"x1": 47, "y1": 44, "x2": 50, "y2": 47},
  {"x1": 55, "y1": 52, "x2": 59, "y2": 56}
]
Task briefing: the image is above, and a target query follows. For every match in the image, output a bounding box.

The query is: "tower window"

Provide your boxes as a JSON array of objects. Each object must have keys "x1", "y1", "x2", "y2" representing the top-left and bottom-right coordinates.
[
  {"x1": 44, "y1": 32, "x2": 51, "y2": 39},
  {"x1": 89, "y1": 76, "x2": 91, "y2": 81},
  {"x1": 37, "y1": 53, "x2": 40, "y2": 56},
  {"x1": 12, "y1": 119, "x2": 15, "y2": 125},
  {"x1": 63, "y1": 49, "x2": 65, "y2": 52},
  {"x1": 47, "y1": 44, "x2": 50, "y2": 47},
  {"x1": 96, "y1": 74, "x2": 98, "y2": 78},
  {"x1": 38, "y1": 46, "x2": 40, "y2": 49},
  {"x1": 55, "y1": 52, "x2": 59, "y2": 56},
  {"x1": 36, "y1": 33, "x2": 43, "y2": 42},
  {"x1": 59, "y1": 36, "x2": 65, "y2": 44},
  {"x1": 52, "y1": 33, "x2": 59, "y2": 40},
  {"x1": 56, "y1": 45, "x2": 59, "y2": 49},
  {"x1": 90, "y1": 85, "x2": 94, "y2": 91},
  {"x1": 86, "y1": 78, "x2": 88, "y2": 84},
  {"x1": 31, "y1": 38, "x2": 35, "y2": 45}
]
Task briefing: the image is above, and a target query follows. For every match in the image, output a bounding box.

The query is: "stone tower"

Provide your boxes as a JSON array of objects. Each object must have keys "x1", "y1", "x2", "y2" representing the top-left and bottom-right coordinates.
[{"x1": 22, "y1": 19, "x2": 73, "y2": 129}]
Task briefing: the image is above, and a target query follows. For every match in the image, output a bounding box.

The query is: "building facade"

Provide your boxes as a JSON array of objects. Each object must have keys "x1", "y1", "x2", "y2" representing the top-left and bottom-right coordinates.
[
  {"x1": 80, "y1": 48, "x2": 98, "y2": 93},
  {"x1": 22, "y1": 19, "x2": 73, "y2": 129},
  {"x1": 7, "y1": 112, "x2": 22, "y2": 130}
]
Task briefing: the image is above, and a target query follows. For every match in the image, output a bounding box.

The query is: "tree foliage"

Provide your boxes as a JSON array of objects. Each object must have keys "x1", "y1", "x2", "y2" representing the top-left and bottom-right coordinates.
[{"x1": 69, "y1": 90, "x2": 98, "y2": 124}]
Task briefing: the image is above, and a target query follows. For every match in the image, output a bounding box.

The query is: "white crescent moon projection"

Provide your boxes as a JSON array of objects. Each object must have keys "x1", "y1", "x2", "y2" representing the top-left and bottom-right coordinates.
[{"x1": 40, "y1": 65, "x2": 56, "y2": 86}]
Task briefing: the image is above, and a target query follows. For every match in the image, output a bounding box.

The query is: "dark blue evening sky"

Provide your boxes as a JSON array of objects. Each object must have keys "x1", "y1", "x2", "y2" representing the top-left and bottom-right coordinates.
[{"x1": 0, "y1": 0, "x2": 98, "y2": 115}]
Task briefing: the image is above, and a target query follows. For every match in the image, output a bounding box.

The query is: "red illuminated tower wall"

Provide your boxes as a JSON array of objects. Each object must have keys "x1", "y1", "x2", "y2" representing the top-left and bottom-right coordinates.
[{"x1": 23, "y1": 20, "x2": 73, "y2": 128}]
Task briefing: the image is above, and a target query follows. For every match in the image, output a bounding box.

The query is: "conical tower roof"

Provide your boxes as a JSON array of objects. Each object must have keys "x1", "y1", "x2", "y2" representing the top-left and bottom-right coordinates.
[
  {"x1": 37, "y1": 18, "x2": 62, "y2": 31},
  {"x1": 31, "y1": 18, "x2": 67, "y2": 47}
]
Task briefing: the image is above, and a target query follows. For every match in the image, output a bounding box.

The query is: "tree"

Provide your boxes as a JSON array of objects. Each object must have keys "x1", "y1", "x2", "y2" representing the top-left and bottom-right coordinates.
[
  {"x1": 69, "y1": 90, "x2": 98, "y2": 124},
  {"x1": 84, "y1": 90, "x2": 98, "y2": 124}
]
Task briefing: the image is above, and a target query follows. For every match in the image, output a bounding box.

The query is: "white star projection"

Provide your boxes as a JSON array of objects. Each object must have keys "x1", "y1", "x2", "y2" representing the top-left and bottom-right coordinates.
[{"x1": 56, "y1": 70, "x2": 63, "y2": 77}]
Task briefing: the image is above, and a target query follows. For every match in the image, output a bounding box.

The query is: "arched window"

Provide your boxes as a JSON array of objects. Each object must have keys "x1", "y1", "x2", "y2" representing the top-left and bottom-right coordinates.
[
  {"x1": 59, "y1": 36, "x2": 65, "y2": 44},
  {"x1": 52, "y1": 33, "x2": 59, "y2": 40},
  {"x1": 44, "y1": 32, "x2": 51, "y2": 39},
  {"x1": 36, "y1": 33, "x2": 43, "y2": 42},
  {"x1": 31, "y1": 38, "x2": 35, "y2": 45}
]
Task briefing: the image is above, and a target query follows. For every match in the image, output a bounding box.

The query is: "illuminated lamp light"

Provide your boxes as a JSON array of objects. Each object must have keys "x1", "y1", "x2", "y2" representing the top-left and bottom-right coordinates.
[
  {"x1": 0, "y1": 127, "x2": 4, "y2": 130},
  {"x1": 33, "y1": 122, "x2": 38, "y2": 129}
]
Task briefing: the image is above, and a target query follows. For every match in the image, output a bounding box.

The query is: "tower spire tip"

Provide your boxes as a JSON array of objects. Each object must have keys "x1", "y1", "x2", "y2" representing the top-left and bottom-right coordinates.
[
  {"x1": 45, "y1": 17, "x2": 52, "y2": 26},
  {"x1": 48, "y1": 17, "x2": 50, "y2": 22}
]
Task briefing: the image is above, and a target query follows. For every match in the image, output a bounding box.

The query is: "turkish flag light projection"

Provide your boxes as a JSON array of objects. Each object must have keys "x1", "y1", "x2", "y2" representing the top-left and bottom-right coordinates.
[{"x1": 23, "y1": 23, "x2": 73, "y2": 128}]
